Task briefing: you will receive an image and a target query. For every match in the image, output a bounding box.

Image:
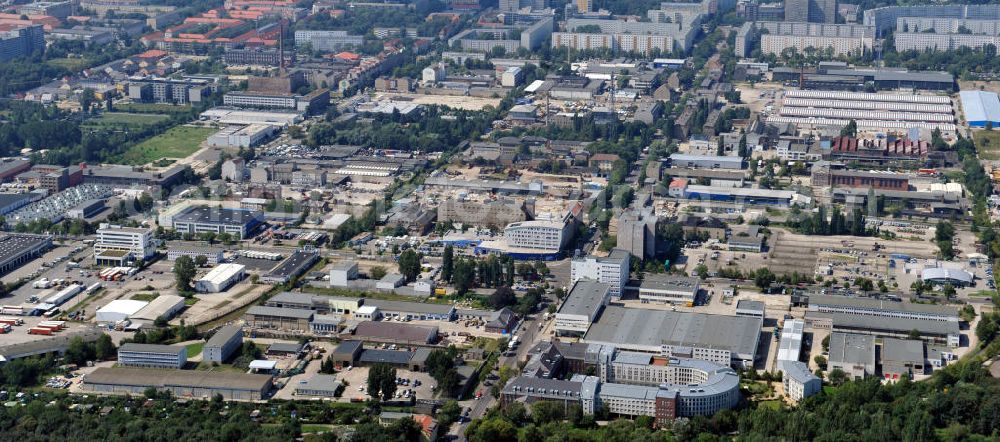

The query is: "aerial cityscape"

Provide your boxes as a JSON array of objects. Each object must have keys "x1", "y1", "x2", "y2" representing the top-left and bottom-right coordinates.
[{"x1": 0, "y1": 0, "x2": 998, "y2": 439}]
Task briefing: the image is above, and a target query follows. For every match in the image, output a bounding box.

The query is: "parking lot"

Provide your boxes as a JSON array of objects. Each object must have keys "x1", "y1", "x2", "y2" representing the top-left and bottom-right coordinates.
[{"x1": 335, "y1": 364, "x2": 438, "y2": 402}]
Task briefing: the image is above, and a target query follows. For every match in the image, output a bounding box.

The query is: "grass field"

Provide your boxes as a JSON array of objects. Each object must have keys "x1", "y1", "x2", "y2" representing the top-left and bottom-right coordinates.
[
  {"x1": 116, "y1": 102, "x2": 194, "y2": 116},
  {"x1": 120, "y1": 125, "x2": 216, "y2": 165},
  {"x1": 186, "y1": 342, "x2": 204, "y2": 358},
  {"x1": 973, "y1": 130, "x2": 1000, "y2": 161},
  {"x1": 46, "y1": 58, "x2": 91, "y2": 72},
  {"x1": 758, "y1": 400, "x2": 783, "y2": 410},
  {"x1": 86, "y1": 112, "x2": 170, "y2": 127}
]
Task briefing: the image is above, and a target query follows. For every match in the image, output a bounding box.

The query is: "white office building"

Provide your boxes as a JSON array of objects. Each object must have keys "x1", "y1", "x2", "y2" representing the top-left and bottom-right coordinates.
[
  {"x1": 570, "y1": 249, "x2": 630, "y2": 299},
  {"x1": 329, "y1": 260, "x2": 358, "y2": 287},
  {"x1": 195, "y1": 263, "x2": 246, "y2": 293},
  {"x1": 635, "y1": 274, "x2": 700, "y2": 305},
  {"x1": 94, "y1": 224, "x2": 155, "y2": 264},
  {"x1": 782, "y1": 360, "x2": 821, "y2": 401},
  {"x1": 504, "y1": 219, "x2": 572, "y2": 251},
  {"x1": 203, "y1": 325, "x2": 243, "y2": 363},
  {"x1": 117, "y1": 343, "x2": 187, "y2": 369}
]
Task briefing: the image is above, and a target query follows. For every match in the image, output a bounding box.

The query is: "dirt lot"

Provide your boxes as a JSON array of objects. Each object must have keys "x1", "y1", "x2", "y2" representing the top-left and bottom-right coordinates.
[{"x1": 377, "y1": 93, "x2": 502, "y2": 111}]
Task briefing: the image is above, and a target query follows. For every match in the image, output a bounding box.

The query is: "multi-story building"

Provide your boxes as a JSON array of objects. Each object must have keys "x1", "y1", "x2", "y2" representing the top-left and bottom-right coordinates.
[
  {"x1": 552, "y1": 13, "x2": 702, "y2": 54},
  {"x1": 863, "y1": 4, "x2": 1000, "y2": 33},
  {"x1": 616, "y1": 208, "x2": 657, "y2": 260},
  {"x1": 437, "y1": 198, "x2": 531, "y2": 228},
  {"x1": 736, "y1": 21, "x2": 874, "y2": 57},
  {"x1": 126, "y1": 76, "x2": 212, "y2": 104},
  {"x1": 222, "y1": 88, "x2": 330, "y2": 114},
  {"x1": 504, "y1": 219, "x2": 572, "y2": 252},
  {"x1": 810, "y1": 162, "x2": 909, "y2": 190},
  {"x1": 785, "y1": 0, "x2": 836, "y2": 23},
  {"x1": 0, "y1": 24, "x2": 44, "y2": 63},
  {"x1": 224, "y1": 48, "x2": 282, "y2": 66},
  {"x1": 203, "y1": 325, "x2": 243, "y2": 363},
  {"x1": 94, "y1": 224, "x2": 155, "y2": 266},
  {"x1": 170, "y1": 206, "x2": 264, "y2": 239},
  {"x1": 570, "y1": 249, "x2": 630, "y2": 299},
  {"x1": 448, "y1": 17, "x2": 553, "y2": 53},
  {"x1": 782, "y1": 360, "x2": 821, "y2": 401},
  {"x1": 118, "y1": 343, "x2": 187, "y2": 369},
  {"x1": 894, "y1": 32, "x2": 1000, "y2": 53},
  {"x1": 294, "y1": 30, "x2": 363, "y2": 52},
  {"x1": 555, "y1": 280, "x2": 611, "y2": 337}
]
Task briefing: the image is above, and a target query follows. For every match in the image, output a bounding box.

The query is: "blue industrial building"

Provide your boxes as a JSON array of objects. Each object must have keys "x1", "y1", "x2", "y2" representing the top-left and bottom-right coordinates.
[{"x1": 960, "y1": 91, "x2": 1000, "y2": 128}]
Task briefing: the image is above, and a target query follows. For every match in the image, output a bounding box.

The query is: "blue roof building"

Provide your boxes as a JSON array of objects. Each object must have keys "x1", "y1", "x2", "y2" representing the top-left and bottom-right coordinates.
[{"x1": 960, "y1": 90, "x2": 1000, "y2": 128}]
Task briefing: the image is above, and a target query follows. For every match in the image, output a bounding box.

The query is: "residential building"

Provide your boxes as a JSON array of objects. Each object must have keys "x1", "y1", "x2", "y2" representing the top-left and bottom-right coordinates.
[
  {"x1": 555, "y1": 280, "x2": 611, "y2": 336},
  {"x1": 0, "y1": 24, "x2": 45, "y2": 62},
  {"x1": 126, "y1": 76, "x2": 212, "y2": 104},
  {"x1": 203, "y1": 325, "x2": 243, "y2": 363},
  {"x1": 570, "y1": 249, "x2": 630, "y2": 299},
  {"x1": 117, "y1": 343, "x2": 187, "y2": 369},
  {"x1": 294, "y1": 30, "x2": 363, "y2": 52},
  {"x1": 827, "y1": 332, "x2": 876, "y2": 379},
  {"x1": 223, "y1": 48, "x2": 281, "y2": 66},
  {"x1": 785, "y1": 0, "x2": 836, "y2": 23},
  {"x1": 736, "y1": 21, "x2": 875, "y2": 58}
]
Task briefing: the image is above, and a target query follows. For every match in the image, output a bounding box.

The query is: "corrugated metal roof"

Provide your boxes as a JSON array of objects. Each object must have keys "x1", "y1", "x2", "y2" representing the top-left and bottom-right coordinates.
[{"x1": 960, "y1": 90, "x2": 1000, "y2": 123}]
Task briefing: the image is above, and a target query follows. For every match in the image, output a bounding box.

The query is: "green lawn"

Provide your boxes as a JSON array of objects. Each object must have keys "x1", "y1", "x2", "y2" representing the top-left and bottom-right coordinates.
[
  {"x1": 758, "y1": 400, "x2": 783, "y2": 410},
  {"x1": 186, "y1": 342, "x2": 204, "y2": 358},
  {"x1": 130, "y1": 293, "x2": 160, "y2": 302},
  {"x1": 46, "y1": 58, "x2": 91, "y2": 71},
  {"x1": 116, "y1": 102, "x2": 194, "y2": 116},
  {"x1": 86, "y1": 112, "x2": 170, "y2": 127},
  {"x1": 120, "y1": 125, "x2": 216, "y2": 165},
  {"x1": 301, "y1": 424, "x2": 335, "y2": 433}
]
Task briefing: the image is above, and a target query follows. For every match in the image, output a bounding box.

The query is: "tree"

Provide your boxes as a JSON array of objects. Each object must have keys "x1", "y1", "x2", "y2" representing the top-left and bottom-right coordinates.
[
  {"x1": 827, "y1": 368, "x2": 848, "y2": 386},
  {"x1": 173, "y1": 256, "x2": 197, "y2": 293},
  {"x1": 453, "y1": 258, "x2": 476, "y2": 294},
  {"x1": 754, "y1": 268, "x2": 776, "y2": 290},
  {"x1": 695, "y1": 264, "x2": 709, "y2": 280},
  {"x1": 441, "y1": 245, "x2": 454, "y2": 283},
  {"x1": 840, "y1": 119, "x2": 857, "y2": 137},
  {"x1": 194, "y1": 255, "x2": 208, "y2": 267},
  {"x1": 367, "y1": 364, "x2": 397, "y2": 401},
  {"x1": 814, "y1": 355, "x2": 827, "y2": 370},
  {"x1": 489, "y1": 286, "x2": 517, "y2": 309},
  {"x1": 397, "y1": 249, "x2": 422, "y2": 282},
  {"x1": 531, "y1": 401, "x2": 565, "y2": 424},
  {"x1": 94, "y1": 334, "x2": 115, "y2": 360},
  {"x1": 370, "y1": 266, "x2": 387, "y2": 280}
]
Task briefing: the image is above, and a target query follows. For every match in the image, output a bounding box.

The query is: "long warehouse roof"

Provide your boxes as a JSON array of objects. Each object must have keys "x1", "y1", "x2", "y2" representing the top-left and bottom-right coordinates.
[
  {"x1": 583, "y1": 306, "x2": 762, "y2": 357},
  {"x1": 784, "y1": 89, "x2": 951, "y2": 104},
  {"x1": 959, "y1": 90, "x2": 1000, "y2": 123}
]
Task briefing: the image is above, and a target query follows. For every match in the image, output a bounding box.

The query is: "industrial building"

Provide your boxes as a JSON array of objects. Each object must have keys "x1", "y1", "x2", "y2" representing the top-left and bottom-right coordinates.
[
  {"x1": 735, "y1": 300, "x2": 765, "y2": 319},
  {"x1": 0, "y1": 234, "x2": 51, "y2": 276},
  {"x1": 260, "y1": 249, "x2": 320, "y2": 284},
  {"x1": 583, "y1": 306, "x2": 762, "y2": 368},
  {"x1": 94, "y1": 224, "x2": 155, "y2": 266},
  {"x1": 82, "y1": 367, "x2": 273, "y2": 401},
  {"x1": 570, "y1": 249, "x2": 630, "y2": 299},
  {"x1": 632, "y1": 274, "x2": 700, "y2": 306},
  {"x1": 195, "y1": 263, "x2": 246, "y2": 293},
  {"x1": 776, "y1": 319, "x2": 805, "y2": 372},
  {"x1": 329, "y1": 261, "x2": 359, "y2": 287},
  {"x1": 679, "y1": 184, "x2": 803, "y2": 207},
  {"x1": 203, "y1": 325, "x2": 243, "y2": 363},
  {"x1": 805, "y1": 293, "x2": 959, "y2": 322},
  {"x1": 294, "y1": 374, "x2": 343, "y2": 398},
  {"x1": 167, "y1": 247, "x2": 224, "y2": 265},
  {"x1": 960, "y1": 91, "x2": 1000, "y2": 128},
  {"x1": 348, "y1": 321, "x2": 439, "y2": 345},
  {"x1": 244, "y1": 306, "x2": 314, "y2": 331},
  {"x1": 920, "y1": 267, "x2": 974, "y2": 287},
  {"x1": 168, "y1": 206, "x2": 264, "y2": 239},
  {"x1": 668, "y1": 154, "x2": 744, "y2": 170},
  {"x1": 130, "y1": 295, "x2": 186, "y2": 324},
  {"x1": 117, "y1": 343, "x2": 188, "y2": 369},
  {"x1": 827, "y1": 332, "x2": 876, "y2": 379},
  {"x1": 95, "y1": 299, "x2": 148, "y2": 323},
  {"x1": 363, "y1": 299, "x2": 456, "y2": 321},
  {"x1": 0, "y1": 328, "x2": 104, "y2": 363},
  {"x1": 880, "y1": 338, "x2": 926, "y2": 380},
  {"x1": 207, "y1": 125, "x2": 278, "y2": 148},
  {"x1": 556, "y1": 280, "x2": 612, "y2": 337},
  {"x1": 771, "y1": 90, "x2": 957, "y2": 132}
]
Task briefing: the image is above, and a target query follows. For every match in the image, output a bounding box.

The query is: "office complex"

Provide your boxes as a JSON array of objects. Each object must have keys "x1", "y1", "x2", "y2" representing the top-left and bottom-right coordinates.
[
  {"x1": 117, "y1": 343, "x2": 188, "y2": 369},
  {"x1": 168, "y1": 206, "x2": 264, "y2": 239},
  {"x1": 222, "y1": 88, "x2": 330, "y2": 114},
  {"x1": 503, "y1": 219, "x2": 572, "y2": 252},
  {"x1": 127, "y1": 76, "x2": 212, "y2": 104},
  {"x1": 570, "y1": 249, "x2": 630, "y2": 299},
  {"x1": 203, "y1": 325, "x2": 243, "y2": 363},
  {"x1": 94, "y1": 224, "x2": 155, "y2": 266},
  {"x1": 635, "y1": 274, "x2": 700, "y2": 306}
]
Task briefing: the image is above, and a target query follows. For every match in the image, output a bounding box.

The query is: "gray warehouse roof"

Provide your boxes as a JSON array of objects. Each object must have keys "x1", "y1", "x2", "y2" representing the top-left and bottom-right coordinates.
[
  {"x1": 119, "y1": 343, "x2": 185, "y2": 354},
  {"x1": 205, "y1": 325, "x2": 242, "y2": 349},
  {"x1": 352, "y1": 321, "x2": 438, "y2": 343},
  {"x1": 364, "y1": 299, "x2": 455, "y2": 315},
  {"x1": 807, "y1": 311, "x2": 960, "y2": 336},
  {"x1": 246, "y1": 305, "x2": 315, "y2": 319},
  {"x1": 174, "y1": 206, "x2": 261, "y2": 226},
  {"x1": 558, "y1": 280, "x2": 611, "y2": 317},
  {"x1": 83, "y1": 367, "x2": 273, "y2": 392},
  {"x1": 638, "y1": 274, "x2": 700, "y2": 293},
  {"x1": 359, "y1": 349, "x2": 414, "y2": 365},
  {"x1": 880, "y1": 338, "x2": 925, "y2": 365},
  {"x1": 583, "y1": 306, "x2": 762, "y2": 358},
  {"x1": 828, "y1": 332, "x2": 875, "y2": 367}
]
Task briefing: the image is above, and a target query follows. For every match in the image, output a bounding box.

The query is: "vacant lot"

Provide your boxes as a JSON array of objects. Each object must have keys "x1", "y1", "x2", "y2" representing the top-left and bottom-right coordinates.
[
  {"x1": 116, "y1": 102, "x2": 194, "y2": 116},
  {"x1": 973, "y1": 130, "x2": 1000, "y2": 161},
  {"x1": 120, "y1": 125, "x2": 216, "y2": 164},
  {"x1": 83, "y1": 112, "x2": 170, "y2": 129}
]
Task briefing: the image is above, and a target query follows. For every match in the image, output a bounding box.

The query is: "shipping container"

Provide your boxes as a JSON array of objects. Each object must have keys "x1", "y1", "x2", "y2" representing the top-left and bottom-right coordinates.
[{"x1": 28, "y1": 327, "x2": 53, "y2": 335}]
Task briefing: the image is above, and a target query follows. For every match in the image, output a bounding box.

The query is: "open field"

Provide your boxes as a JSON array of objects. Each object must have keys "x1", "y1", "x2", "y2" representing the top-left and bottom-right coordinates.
[
  {"x1": 116, "y1": 102, "x2": 194, "y2": 116},
  {"x1": 120, "y1": 125, "x2": 216, "y2": 164},
  {"x1": 84, "y1": 112, "x2": 170, "y2": 128},
  {"x1": 973, "y1": 130, "x2": 1000, "y2": 161},
  {"x1": 46, "y1": 57, "x2": 91, "y2": 72}
]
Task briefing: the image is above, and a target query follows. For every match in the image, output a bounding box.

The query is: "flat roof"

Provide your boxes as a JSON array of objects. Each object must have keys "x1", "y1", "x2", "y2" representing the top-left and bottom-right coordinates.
[
  {"x1": 960, "y1": 90, "x2": 1000, "y2": 123},
  {"x1": 267, "y1": 342, "x2": 303, "y2": 353},
  {"x1": 198, "y1": 263, "x2": 245, "y2": 285},
  {"x1": 0, "y1": 328, "x2": 103, "y2": 362},
  {"x1": 736, "y1": 300, "x2": 765, "y2": 312},
  {"x1": 808, "y1": 293, "x2": 958, "y2": 317},
  {"x1": 174, "y1": 206, "x2": 261, "y2": 226},
  {"x1": 583, "y1": 306, "x2": 762, "y2": 357},
  {"x1": 359, "y1": 349, "x2": 414, "y2": 365},
  {"x1": 637, "y1": 274, "x2": 700, "y2": 294},
  {"x1": 295, "y1": 374, "x2": 341, "y2": 392},
  {"x1": 246, "y1": 305, "x2": 314, "y2": 319},
  {"x1": 0, "y1": 193, "x2": 32, "y2": 209},
  {"x1": 83, "y1": 367, "x2": 272, "y2": 392},
  {"x1": 828, "y1": 332, "x2": 875, "y2": 366},
  {"x1": 364, "y1": 299, "x2": 455, "y2": 315},
  {"x1": 881, "y1": 338, "x2": 924, "y2": 364},
  {"x1": 808, "y1": 311, "x2": 960, "y2": 336},
  {"x1": 353, "y1": 321, "x2": 437, "y2": 343},
  {"x1": 558, "y1": 280, "x2": 610, "y2": 317},
  {"x1": 332, "y1": 340, "x2": 362, "y2": 355},
  {"x1": 130, "y1": 295, "x2": 186, "y2": 321},
  {"x1": 97, "y1": 299, "x2": 148, "y2": 316},
  {"x1": 0, "y1": 234, "x2": 49, "y2": 266},
  {"x1": 265, "y1": 250, "x2": 318, "y2": 279},
  {"x1": 205, "y1": 325, "x2": 242, "y2": 349},
  {"x1": 119, "y1": 343, "x2": 185, "y2": 354}
]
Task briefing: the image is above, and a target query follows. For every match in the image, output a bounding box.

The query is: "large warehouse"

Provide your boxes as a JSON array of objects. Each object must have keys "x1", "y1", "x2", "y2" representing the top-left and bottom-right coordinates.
[
  {"x1": 195, "y1": 263, "x2": 246, "y2": 293},
  {"x1": 582, "y1": 306, "x2": 763, "y2": 368},
  {"x1": 771, "y1": 90, "x2": 957, "y2": 132},
  {"x1": 959, "y1": 90, "x2": 1000, "y2": 128},
  {"x1": 81, "y1": 367, "x2": 273, "y2": 401}
]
